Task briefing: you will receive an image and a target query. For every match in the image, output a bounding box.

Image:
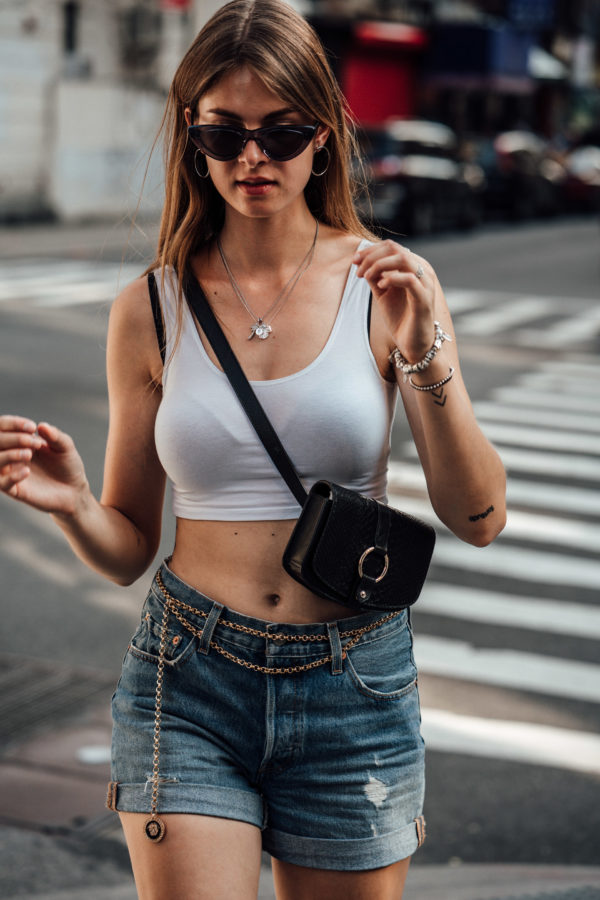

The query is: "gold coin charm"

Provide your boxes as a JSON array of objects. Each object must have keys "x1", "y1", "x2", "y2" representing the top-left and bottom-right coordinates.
[{"x1": 144, "y1": 816, "x2": 166, "y2": 843}]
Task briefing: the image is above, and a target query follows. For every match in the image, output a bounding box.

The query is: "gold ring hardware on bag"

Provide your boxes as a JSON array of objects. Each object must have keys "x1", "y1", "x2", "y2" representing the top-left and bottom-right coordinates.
[{"x1": 357, "y1": 547, "x2": 389, "y2": 582}]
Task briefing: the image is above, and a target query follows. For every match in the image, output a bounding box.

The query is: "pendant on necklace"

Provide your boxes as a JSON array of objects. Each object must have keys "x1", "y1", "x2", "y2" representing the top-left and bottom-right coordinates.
[{"x1": 249, "y1": 321, "x2": 272, "y2": 341}]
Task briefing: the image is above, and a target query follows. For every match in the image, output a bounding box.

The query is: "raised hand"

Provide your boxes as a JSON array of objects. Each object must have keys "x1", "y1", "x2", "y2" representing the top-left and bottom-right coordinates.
[
  {"x1": 353, "y1": 240, "x2": 437, "y2": 363},
  {"x1": 0, "y1": 416, "x2": 89, "y2": 516}
]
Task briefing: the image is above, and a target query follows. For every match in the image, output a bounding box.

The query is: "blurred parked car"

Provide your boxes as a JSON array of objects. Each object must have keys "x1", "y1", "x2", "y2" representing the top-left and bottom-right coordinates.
[
  {"x1": 561, "y1": 145, "x2": 600, "y2": 212},
  {"x1": 358, "y1": 120, "x2": 485, "y2": 235},
  {"x1": 475, "y1": 131, "x2": 566, "y2": 220}
]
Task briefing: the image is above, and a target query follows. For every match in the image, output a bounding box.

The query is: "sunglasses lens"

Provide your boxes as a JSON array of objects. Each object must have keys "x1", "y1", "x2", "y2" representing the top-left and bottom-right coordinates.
[
  {"x1": 189, "y1": 127, "x2": 241, "y2": 160},
  {"x1": 261, "y1": 127, "x2": 311, "y2": 160}
]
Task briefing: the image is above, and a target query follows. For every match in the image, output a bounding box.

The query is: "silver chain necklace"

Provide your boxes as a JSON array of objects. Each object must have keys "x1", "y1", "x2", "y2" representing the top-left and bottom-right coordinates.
[{"x1": 216, "y1": 219, "x2": 319, "y2": 340}]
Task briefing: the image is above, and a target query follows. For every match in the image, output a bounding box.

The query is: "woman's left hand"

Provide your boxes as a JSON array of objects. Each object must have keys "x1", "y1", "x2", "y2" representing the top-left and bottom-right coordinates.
[{"x1": 353, "y1": 240, "x2": 436, "y2": 363}]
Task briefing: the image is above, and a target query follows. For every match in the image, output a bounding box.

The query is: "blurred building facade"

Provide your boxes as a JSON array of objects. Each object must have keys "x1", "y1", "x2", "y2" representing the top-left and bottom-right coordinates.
[{"x1": 1, "y1": 0, "x2": 598, "y2": 222}]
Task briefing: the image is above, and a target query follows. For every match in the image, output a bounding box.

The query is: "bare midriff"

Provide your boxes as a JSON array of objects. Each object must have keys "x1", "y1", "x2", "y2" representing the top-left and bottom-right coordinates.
[{"x1": 169, "y1": 518, "x2": 357, "y2": 623}]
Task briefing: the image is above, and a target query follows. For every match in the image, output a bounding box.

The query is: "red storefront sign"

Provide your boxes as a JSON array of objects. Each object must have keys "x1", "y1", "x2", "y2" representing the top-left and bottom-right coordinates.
[{"x1": 343, "y1": 22, "x2": 428, "y2": 125}]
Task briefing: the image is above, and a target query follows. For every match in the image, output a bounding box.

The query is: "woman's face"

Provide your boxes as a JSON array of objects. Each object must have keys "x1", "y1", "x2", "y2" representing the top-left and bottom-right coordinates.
[{"x1": 186, "y1": 66, "x2": 329, "y2": 221}]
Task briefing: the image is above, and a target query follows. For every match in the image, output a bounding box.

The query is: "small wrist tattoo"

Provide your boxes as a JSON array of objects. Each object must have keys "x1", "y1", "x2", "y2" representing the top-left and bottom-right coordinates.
[
  {"x1": 431, "y1": 387, "x2": 447, "y2": 407},
  {"x1": 469, "y1": 505, "x2": 494, "y2": 522}
]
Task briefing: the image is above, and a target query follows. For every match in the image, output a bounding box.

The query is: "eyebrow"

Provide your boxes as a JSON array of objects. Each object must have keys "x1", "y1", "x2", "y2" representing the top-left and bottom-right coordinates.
[{"x1": 206, "y1": 106, "x2": 301, "y2": 123}]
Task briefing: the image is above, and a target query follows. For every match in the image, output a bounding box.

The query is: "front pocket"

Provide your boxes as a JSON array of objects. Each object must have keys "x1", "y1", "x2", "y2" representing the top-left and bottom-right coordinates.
[
  {"x1": 127, "y1": 608, "x2": 197, "y2": 668},
  {"x1": 345, "y1": 625, "x2": 417, "y2": 700}
]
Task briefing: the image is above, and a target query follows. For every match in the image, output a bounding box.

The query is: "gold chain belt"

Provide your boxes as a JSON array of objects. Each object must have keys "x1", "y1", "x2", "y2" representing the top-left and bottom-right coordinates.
[{"x1": 144, "y1": 571, "x2": 402, "y2": 843}]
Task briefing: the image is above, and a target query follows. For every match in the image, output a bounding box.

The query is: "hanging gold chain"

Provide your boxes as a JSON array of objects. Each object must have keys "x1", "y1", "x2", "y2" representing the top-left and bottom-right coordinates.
[{"x1": 145, "y1": 573, "x2": 402, "y2": 840}]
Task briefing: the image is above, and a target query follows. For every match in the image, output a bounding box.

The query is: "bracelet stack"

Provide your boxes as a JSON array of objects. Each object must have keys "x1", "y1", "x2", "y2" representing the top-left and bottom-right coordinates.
[
  {"x1": 389, "y1": 321, "x2": 452, "y2": 382},
  {"x1": 409, "y1": 366, "x2": 455, "y2": 392}
]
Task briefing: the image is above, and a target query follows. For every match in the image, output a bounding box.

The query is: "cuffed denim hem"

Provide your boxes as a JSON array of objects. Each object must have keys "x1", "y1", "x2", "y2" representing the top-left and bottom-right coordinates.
[
  {"x1": 107, "y1": 781, "x2": 265, "y2": 829},
  {"x1": 263, "y1": 815, "x2": 426, "y2": 871}
]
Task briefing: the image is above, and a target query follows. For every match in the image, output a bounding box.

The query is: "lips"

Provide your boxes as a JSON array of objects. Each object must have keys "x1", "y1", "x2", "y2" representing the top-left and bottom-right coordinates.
[{"x1": 236, "y1": 178, "x2": 276, "y2": 195}]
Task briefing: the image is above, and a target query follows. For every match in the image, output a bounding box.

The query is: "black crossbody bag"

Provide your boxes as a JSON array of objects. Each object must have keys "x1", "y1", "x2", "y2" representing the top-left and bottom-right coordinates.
[{"x1": 149, "y1": 271, "x2": 436, "y2": 612}]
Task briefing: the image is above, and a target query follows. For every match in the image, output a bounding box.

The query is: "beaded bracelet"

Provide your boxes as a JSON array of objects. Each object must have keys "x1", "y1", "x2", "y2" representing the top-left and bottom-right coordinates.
[
  {"x1": 409, "y1": 366, "x2": 455, "y2": 392},
  {"x1": 389, "y1": 321, "x2": 452, "y2": 382}
]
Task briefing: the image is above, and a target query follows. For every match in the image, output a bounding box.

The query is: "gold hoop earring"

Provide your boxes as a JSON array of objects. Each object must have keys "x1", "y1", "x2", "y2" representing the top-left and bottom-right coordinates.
[
  {"x1": 194, "y1": 149, "x2": 210, "y2": 179},
  {"x1": 311, "y1": 145, "x2": 330, "y2": 177}
]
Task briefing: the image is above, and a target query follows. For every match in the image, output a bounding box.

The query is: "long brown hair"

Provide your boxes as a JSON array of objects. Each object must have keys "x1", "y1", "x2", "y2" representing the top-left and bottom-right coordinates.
[{"x1": 145, "y1": 0, "x2": 372, "y2": 336}]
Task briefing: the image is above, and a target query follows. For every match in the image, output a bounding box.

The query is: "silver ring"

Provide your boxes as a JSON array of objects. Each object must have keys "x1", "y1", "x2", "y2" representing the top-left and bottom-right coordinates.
[{"x1": 415, "y1": 263, "x2": 424, "y2": 280}]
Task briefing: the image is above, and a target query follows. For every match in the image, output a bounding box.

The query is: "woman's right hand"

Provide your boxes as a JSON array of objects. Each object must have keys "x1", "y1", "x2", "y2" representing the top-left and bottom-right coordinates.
[{"x1": 0, "y1": 416, "x2": 90, "y2": 517}]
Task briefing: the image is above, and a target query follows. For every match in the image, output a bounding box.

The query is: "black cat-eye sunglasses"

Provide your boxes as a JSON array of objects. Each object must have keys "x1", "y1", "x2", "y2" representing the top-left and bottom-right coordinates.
[{"x1": 187, "y1": 123, "x2": 319, "y2": 162}]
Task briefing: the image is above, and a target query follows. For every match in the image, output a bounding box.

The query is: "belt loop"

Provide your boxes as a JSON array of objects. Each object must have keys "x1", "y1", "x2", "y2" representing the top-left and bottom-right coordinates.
[
  {"x1": 199, "y1": 601, "x2": 224, "y2": 655},
  {"x1": 327, "y1": 622, "x2": 343, "y2": 675}
]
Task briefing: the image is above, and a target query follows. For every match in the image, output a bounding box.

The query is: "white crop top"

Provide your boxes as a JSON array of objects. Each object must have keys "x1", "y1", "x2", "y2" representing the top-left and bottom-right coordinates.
[{"x1": 153, "y1": 241, "x2": 398, "y2": 520}]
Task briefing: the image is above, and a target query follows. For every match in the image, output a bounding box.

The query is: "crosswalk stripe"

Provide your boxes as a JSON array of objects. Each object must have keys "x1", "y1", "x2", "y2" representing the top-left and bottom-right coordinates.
[
  {"x1": 490, "y1": 386, "x2": 600, "y2": 415},
  {"x1": 516, "y1": 370, "x2": 600, "y2": 396},
  {"x1": 400, "y1": 442, "x2": 600, "y2": 481},
  {"x1": 388, "y1": 493, "x2": 600, "y2": 555},
  {"x1": 432, "y1": 537, "x2": 600, "y2": 591},
  {"x1": 491, "y1": 445, "x2": 600, "y2": 481},
  {"x1": 389, "y1": 460, "x2": 600, "y2": 517},
  {"x1": 413, "y1": 635, "x2": 600, "y2": 702},
  {"x1": 474, "y1": 400, "x2": 600, "y2": 434},
  {"x1": 0, "y1": 265, "x2": 140, "y2": 306},
  {"x1": 455, "y1": 296, "x2": 557, "y2": 336},
  {"x1": 504, "y1": 478, "x2": 600, "y2": 516},
  {"x1": 417, "y1": 584, "x2": 600, "y2": 639},
  {"x1": 539, "y1": 357, "x2": 600, "y2": 376},
  {"x1": 516, "y1": 305, "x2": 600, "y2": 348},
  {"x1": 445, "y1": 289, "x2": 496, "y2": 314},
  {"x1": 477, "y1": 420, "x2": 600, "y2": 455},
  {"x1": 420, "y1": 709, "x2": 600, "y2": 775}
]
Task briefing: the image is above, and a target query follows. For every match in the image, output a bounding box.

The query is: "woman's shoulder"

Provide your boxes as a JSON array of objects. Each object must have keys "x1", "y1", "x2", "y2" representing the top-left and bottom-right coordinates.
[
  {"x1": 318, "y1": 226, "x2": 376, "y2": 263},
  {"x1": 110, "y1": 274, "x2": 153, "y2": 327}
]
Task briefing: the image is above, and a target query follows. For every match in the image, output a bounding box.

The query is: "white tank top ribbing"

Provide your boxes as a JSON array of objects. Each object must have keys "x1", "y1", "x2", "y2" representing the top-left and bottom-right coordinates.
[{"x1": 154, "y1": 241, "x2": 398, "y2": 520}]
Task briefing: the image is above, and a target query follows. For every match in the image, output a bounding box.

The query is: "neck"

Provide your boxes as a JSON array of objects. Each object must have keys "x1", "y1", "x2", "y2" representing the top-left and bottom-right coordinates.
[{"x1": 218, "y1": 205, "x2": 318, "y2": 274}]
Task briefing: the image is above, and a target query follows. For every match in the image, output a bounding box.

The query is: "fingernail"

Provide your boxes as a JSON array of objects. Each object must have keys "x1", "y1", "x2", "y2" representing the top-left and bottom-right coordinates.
[{"x1": 22, "y1": 420, "x2": 36, "y2": 432}]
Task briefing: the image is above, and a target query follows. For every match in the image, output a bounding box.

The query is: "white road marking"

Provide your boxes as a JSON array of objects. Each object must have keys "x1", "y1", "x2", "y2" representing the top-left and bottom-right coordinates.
[
  {"x1": 455, "y1": 296, "x2": 558, "y2": 336},
  {"x1": 418, "y1": 584, "x2": 600, "y2": 639},
  {"x1": 477, "y1": 420, "x2": 600, "y2": 455},
  {"x1": 492, "y1": 445, "x2": 600, "y2": 481},
  {"x1": 474, "y1": 400, "x2": 600, "y2": 434},
  {"x1": 388, "y1": 492, "x2": 600, "y2": 556},
  {"x1": 433, "y1": 536, "x2": 600, "y2": 590},
  {"x1": 444, "y1": 289, "x2": 495, "y2": 314},
  {"x1": 399, "y1": 442, "x2": 600, "y2": 481},
  {"x1": 516, "y1": 305, "x2": 600, "y2": 348},
  {"x1": 516, "y1": 370, "x2": 600, "y2": 396},
  {"x1": 420, "y1": 709, "x2": 600, "y2": 775},
  {"x1": 389, "y1": 460, "x2": 600, "y2": 515},
  {"x1": 491, "y1": 386, "x2": 600, "y2": 415},
  {"x1": 538, "y1": 357, "x2": 600, "y2": 376},
  {"x1": 0, "y1": 262, "x2": 141, "y2": 306},
  {"x1": 413, "y1": 635, "x2": 600, "y2": 702}
]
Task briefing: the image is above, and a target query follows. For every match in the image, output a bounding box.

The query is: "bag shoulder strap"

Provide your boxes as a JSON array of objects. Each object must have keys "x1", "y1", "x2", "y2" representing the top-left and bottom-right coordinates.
[
  {"x1": 147, "y1": 271, "x2": 166, "y2": 365},
  {"x1": 183, "y1": 271, "x2": 308, "y2": 508}
]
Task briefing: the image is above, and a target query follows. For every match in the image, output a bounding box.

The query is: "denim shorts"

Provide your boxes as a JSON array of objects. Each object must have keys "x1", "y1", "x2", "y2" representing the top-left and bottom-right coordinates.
[{"x1": 109, "y1": 561, "x2": 426, "y2": 871}]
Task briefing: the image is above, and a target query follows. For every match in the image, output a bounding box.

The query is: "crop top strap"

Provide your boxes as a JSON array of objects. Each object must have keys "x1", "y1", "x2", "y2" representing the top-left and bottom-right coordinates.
[{"x1": 148, "y1": 271, "x2": 166, "y2": 364}]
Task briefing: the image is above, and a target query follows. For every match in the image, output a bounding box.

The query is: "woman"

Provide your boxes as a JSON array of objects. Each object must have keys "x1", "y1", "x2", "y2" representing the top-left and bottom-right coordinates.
[{"x1": 0, "y1": 1, "x2": 506, "y2": 897}]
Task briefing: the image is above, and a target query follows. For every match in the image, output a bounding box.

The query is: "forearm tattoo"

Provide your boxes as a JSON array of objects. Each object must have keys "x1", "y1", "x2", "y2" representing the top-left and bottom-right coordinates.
[
  {"x1": 469, "y1": 505, "x2": 494, "y2": 522},
  {"x1": 431, "y1": 386, "x2": 447, "y2": 407}
]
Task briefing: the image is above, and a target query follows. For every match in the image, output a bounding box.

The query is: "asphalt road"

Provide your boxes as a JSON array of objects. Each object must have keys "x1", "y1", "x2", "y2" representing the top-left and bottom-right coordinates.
[{"x1": 0, "y1": 215, "x2": 599, "y2": 874}]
